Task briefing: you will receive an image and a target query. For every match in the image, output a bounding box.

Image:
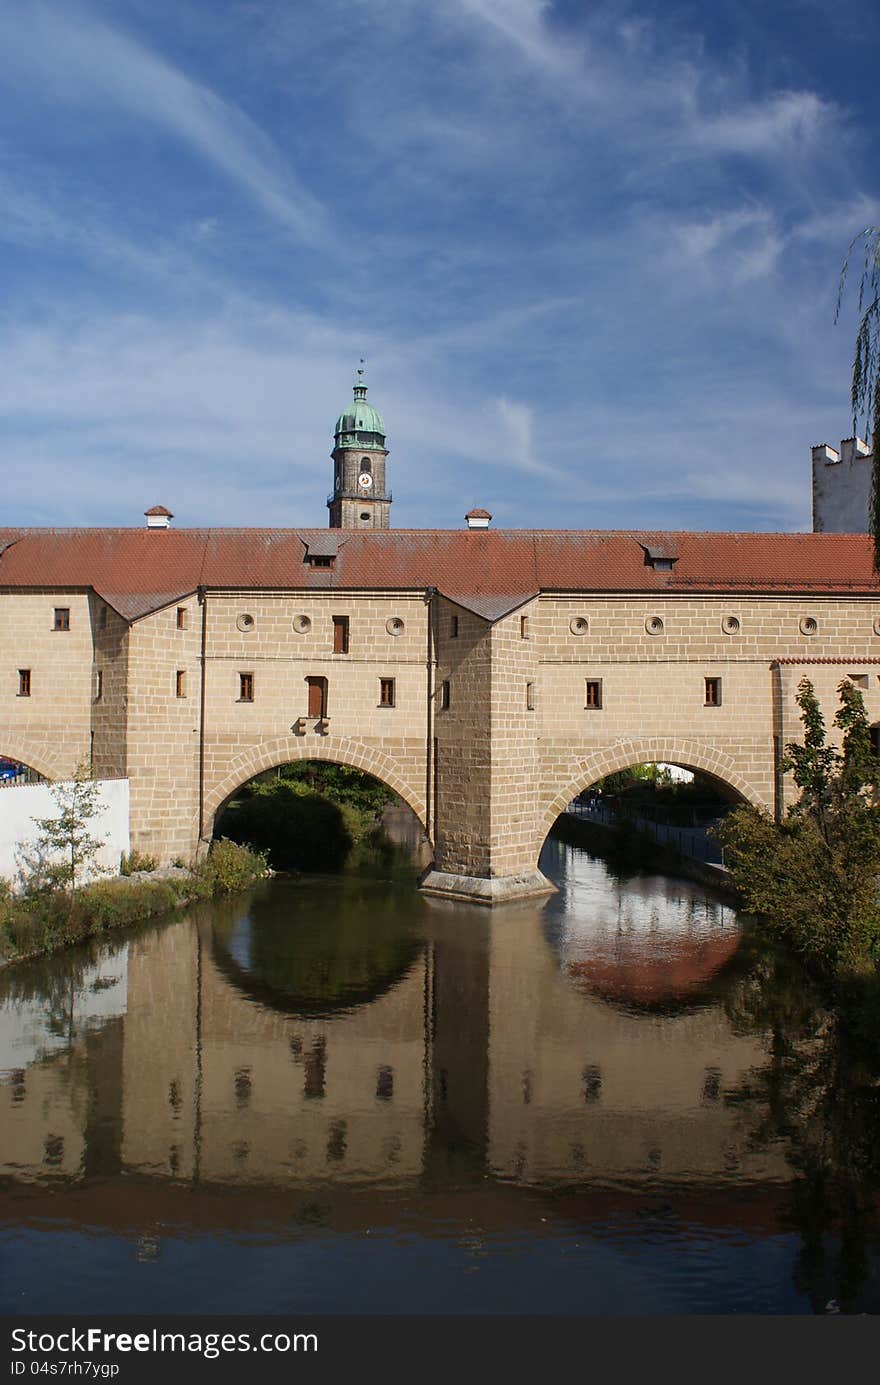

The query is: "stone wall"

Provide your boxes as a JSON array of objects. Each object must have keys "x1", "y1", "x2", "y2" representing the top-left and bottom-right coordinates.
[
  {"x1": 4, "y1": 582, "x2": 880, "y2": 891},
  {"x1": 0, "y1": 591, "x2": 93, "y2": 778},
  {"x1": 198, "y1": 590, "x2": 431, "y2": 856},
  {"x1": 125, "y1": 596, "x2": 202, "y2": 862}
]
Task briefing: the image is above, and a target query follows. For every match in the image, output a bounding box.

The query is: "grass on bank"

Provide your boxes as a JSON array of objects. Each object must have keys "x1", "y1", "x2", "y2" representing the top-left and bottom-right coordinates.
[{"x1": 0, "y1": 838, "x2": 267, "y2": 965}]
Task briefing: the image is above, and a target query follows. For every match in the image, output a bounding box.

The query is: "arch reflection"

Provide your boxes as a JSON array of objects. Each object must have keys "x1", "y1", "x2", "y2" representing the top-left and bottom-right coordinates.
[
  {"x1": 540, "y1": 835, "x2": 742, "y2": 1011},
  {"x1": 209, "y1": 879, "x2": 424, "y2": 1018}
]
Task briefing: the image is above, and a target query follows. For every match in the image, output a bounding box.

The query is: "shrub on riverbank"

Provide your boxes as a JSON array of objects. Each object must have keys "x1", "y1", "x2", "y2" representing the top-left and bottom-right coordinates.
[
  {"x1": 0, "y1": 839, "x2": 267, "y2": 965},
  {"x1": 716, "y1": 679, "x2": 880, "y2": 978}
]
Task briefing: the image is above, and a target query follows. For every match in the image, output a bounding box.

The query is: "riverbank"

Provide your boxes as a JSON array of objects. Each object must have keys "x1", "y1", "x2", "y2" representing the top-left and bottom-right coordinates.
[
  {"x1": 554, "y1": 811, "x2": 740, "y2": 898},
  {"x1": 0, "y1": 839, "x2": 267, "y2": 969}
]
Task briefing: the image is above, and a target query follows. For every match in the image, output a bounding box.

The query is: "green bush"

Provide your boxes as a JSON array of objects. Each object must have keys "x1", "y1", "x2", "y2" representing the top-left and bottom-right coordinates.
[
  {"x1": 120, "y1": 849, "x2": 159, "y2": 876},
  {"x1": 715, "y1": 678, "x2": 880, "y2": 977},
  {"x1": 196, "y1": 838, "x2": 268, "y2": 895},
  {"x1": 0, "y1": 841, "x2": 265, "y2": 965}
]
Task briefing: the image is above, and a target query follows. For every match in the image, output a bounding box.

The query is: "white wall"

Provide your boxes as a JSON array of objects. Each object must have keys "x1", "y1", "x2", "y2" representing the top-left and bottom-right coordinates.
[
  {"x1": 0, "y1": 778, "x2": 130, "y2": 889},
  {"x1": 812, "y1": 440, "x2": 872, "y2": 532}
]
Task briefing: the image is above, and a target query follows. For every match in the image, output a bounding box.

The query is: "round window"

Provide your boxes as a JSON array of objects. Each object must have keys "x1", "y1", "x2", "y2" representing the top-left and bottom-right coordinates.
[
  {"x1": 645, "y1": 615, "x2": 665, "y2": 635},
  {"x1": 799, "y1": 616, "x2": 818, "y2": 636},
  {"x1": 873, "y1": 616, "x2": 880, "y2": 636},
  {"x1": 721, "y1": 615, "x2": 740, "y2": 635},
  {"x1": 386, "y1": 617, "x2": 405, "y2": 636},
  {"x1": 236, "y1": 614, "x2": 255, "y2": 632},
  {"x1": 292, "y1": 615, "x2": 312, "y2": 635},
  {"x1": 570, "y1": 616, "x2": 589, "y2": 636}
]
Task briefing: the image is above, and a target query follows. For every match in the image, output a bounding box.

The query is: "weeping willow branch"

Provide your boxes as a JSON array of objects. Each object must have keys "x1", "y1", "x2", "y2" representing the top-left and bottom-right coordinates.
[{"x1": 836, "y1": 227, "x2": 880, "y2": 571}]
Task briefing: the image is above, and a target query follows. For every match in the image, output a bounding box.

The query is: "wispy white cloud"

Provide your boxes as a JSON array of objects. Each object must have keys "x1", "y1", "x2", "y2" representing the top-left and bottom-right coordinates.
[{"x1": 0, "y1": 1, "x2": 328, "y2": 245}]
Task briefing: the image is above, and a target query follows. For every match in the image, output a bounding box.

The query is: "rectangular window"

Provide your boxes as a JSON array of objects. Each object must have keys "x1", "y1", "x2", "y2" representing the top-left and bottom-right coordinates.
[
  {"x1": 98, "y1": 606, "x2": 107, "y2": 631},
  {"x1": 379, "y1": 677, "x2": 395, "y2": 707},
  {"x1": 332, "y1": 615, "x2": 350, "y2": 654},
  {"x1": 308, "y1": 555, "x2": 334, "y2": 569},
  {"x1": 239, "y1": 672, "x2": 254, "y2": 702},
  {"x1": 848, "y1": 672, "x2": 869, "y2": 689},
  {"x1": 176, "y1": 607, "x2": 187, "y2": 630},
  {"x1": 53, "y1": 607, "x2": 70, "y2": 631},
  {"x1": 526, "y1": 682, "x2": 535, "y2": 711},
  {"x1": 520, "y1": 614, "x2": 530, "y2": 639},
  {"x1": 18, "y1": 669, "x2": 31, "y2": 697},
  {"x1": 94, "y1": 669, "x2": 103, "y2": 702},
  {"x1": 176, "y1": 670, "x2": 186, "y2": 698},
  {"x1": 307, "y1": 676, "x2": 328, "y2": 718},
  {"x1": 440, "y1": 680, "x2": 451, "y2": 710},
  {"x1": 705, "y1": 677, "x2": 722, "y2": 706},
  {"x1": 585, "y1": 679, "x2": 603, "y2": 710},
  {"x1": 450, "y1": 615, "x2": 459, "y2": 639}
]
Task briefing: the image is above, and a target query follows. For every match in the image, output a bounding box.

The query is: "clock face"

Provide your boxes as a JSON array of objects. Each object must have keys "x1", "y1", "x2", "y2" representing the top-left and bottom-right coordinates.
[{"x1": 359, "y1": 472, "x2": 373, "y2": 489}]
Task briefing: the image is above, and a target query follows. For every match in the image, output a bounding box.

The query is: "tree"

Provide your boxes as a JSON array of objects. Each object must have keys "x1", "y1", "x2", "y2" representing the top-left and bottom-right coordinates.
[
  {"x1": 22, "y1": 762, "x2": 108, "y2": 896},
  {"x1": 836, "y1": 226, "x2": 880, "y2": 568},
  {"x1": 716, "y1": 679, "x2": 880, "y2": 974}
]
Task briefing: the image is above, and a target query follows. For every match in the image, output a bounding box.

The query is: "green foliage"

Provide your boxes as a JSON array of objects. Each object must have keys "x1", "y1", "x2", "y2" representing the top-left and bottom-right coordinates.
[
  {"x1": 120, "y1": 849, "x2": 158, "y2": 875},
  {"x1": 218, "y1": 764, "x2": 394, "y2": 872},
  {"x1": 0, "y1": 842, "x2": 265, "y2": 964},
  {"x1": 716, "y1": 679, "x2": 880, "y2": 974},
  {"x1": 836, "y1": 226, "x2": 880, "y2": 569},
  {"x1": 20, "y1": 762, "x2": 108, "y2": 896},
  {"x1": 196, "y1": 838, "x2": 268, "y2": 895},
  {"x1": 253, "y1": 762, "x2": 395, "y2": 816}
]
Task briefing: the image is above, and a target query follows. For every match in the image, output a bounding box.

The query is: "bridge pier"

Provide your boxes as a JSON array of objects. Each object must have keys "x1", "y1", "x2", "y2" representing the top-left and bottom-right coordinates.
[{"x1": 419, "y1": 868, "x2": 555, "y2": 906}]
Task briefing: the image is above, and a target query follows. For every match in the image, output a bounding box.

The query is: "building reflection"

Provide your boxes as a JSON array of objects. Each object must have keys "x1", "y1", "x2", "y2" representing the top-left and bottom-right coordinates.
[{"x1": 0, "y1": 880, "x2": 790, "y2": 1196}]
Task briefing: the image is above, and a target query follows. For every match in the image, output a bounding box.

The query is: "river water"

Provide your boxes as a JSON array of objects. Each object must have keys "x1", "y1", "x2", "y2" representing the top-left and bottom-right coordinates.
[{"x1": 2, "y1": 830, "x2": 879, "y2": 1315}]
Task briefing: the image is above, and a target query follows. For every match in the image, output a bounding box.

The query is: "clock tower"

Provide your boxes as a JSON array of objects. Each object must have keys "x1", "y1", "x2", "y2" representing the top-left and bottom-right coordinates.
[{"x1": 328, "y1": 364, "x2": 391, "y2": 529}]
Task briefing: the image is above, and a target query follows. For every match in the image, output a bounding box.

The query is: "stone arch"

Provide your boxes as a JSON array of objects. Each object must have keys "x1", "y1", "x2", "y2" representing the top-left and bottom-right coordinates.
[
  {"x1": 532, "y1": 737, "x2": 768, "y2": 865},
  {"x1": 0, "y1": 740, "x2": 65, "y2": 783},
  {"x1": 202, "y1": 733, "x2": 428, "y2": 840}
]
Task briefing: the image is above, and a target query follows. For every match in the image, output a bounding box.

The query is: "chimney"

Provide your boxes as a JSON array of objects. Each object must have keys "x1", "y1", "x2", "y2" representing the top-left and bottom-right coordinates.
[
  {"x1": 145, "y1": 505, "x2": 174, "y2": 530},
  {"x1": 465, "y1": 508, "x2": 492, "y2": 530}
]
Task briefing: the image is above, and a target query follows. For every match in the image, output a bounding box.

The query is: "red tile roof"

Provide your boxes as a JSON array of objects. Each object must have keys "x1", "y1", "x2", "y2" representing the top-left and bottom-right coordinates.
[{"x1": 0, "y1": 527, "x2": 876, "y2": 622}]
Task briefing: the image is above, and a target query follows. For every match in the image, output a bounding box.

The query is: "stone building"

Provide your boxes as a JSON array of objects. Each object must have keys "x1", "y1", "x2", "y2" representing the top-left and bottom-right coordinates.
[{"x1": 1, "y1": 375, "x2": 879, "y2": 902}]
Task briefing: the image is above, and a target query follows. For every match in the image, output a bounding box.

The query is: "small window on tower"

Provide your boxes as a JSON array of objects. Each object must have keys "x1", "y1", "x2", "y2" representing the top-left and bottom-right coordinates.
[
  {"x1": 53, "y1": 608, "x2": 70, "y2": 631},
  {"x1": 238, "y1": 673, "x2": 254, "y2": 702},
  {"x1": 332, "y1": 616, "x2": 350, "y2": 654},
  {"x1": 440, "y1": 680, "x2": 451, "y2": 710},
  {"x1": 18, "y1": 669, "x2": 31, "y2": 697},
  {"x1": 94, "y1": 670, "x2": 104, "y2": 702},
  {"x1": 360, "y1": 457, "x2": 372, "y2": 473},
  {"x1": 704, "y1": 677, "x2": 722, "y2": 706},
  {"x1": 176, "y1": 607, "x2": 187, "y2": 630},
  {"x1": 450, "y1": 615, "x2": 459, "y2": 638},
  {"x1": 176, "y1": 670, "x2": 186, "y2": 698},
  {"x1": 379, "y1": 678, "x2": 396, "y2": 708}
]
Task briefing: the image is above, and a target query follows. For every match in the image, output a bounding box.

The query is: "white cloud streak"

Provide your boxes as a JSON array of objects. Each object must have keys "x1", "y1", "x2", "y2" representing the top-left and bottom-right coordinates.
[{"x1": 0, "y1": 1, "x2": 328, "y2": 245}]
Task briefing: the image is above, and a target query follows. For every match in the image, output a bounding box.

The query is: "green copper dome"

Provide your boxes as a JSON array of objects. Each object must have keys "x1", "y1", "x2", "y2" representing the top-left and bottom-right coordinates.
[{"x1": 334, "y1": 365, "x2": 386, "y2": 445}]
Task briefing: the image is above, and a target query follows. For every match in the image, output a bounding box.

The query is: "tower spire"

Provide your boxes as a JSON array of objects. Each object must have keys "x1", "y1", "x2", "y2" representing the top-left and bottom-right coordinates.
[{"x1": 354, "y1": 358, "x2": 367, "y2": 401}]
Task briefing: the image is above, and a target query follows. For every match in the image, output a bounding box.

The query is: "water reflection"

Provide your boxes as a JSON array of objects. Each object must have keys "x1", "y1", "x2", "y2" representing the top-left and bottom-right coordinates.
[
  {"x1": 212, "y1": 879, "x2": 424, "y2": 1016},
  {"x1": 2, "y1": 833, "x2": 879, "y2": 1313},
  {"x1": 542, "y1": 836, "x2": 741, "y2": 1008}
]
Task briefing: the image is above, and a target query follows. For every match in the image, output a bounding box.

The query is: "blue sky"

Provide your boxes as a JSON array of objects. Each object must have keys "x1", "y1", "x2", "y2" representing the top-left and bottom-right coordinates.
[{"x1": 1, "y1": 0, "x2": 878, "y2": 531}]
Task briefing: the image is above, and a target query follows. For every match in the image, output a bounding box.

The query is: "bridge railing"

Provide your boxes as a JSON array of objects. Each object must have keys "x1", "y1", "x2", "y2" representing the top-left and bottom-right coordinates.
[{"x1": 565, "y1": 797, "x2": 726, "y2": 866}]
